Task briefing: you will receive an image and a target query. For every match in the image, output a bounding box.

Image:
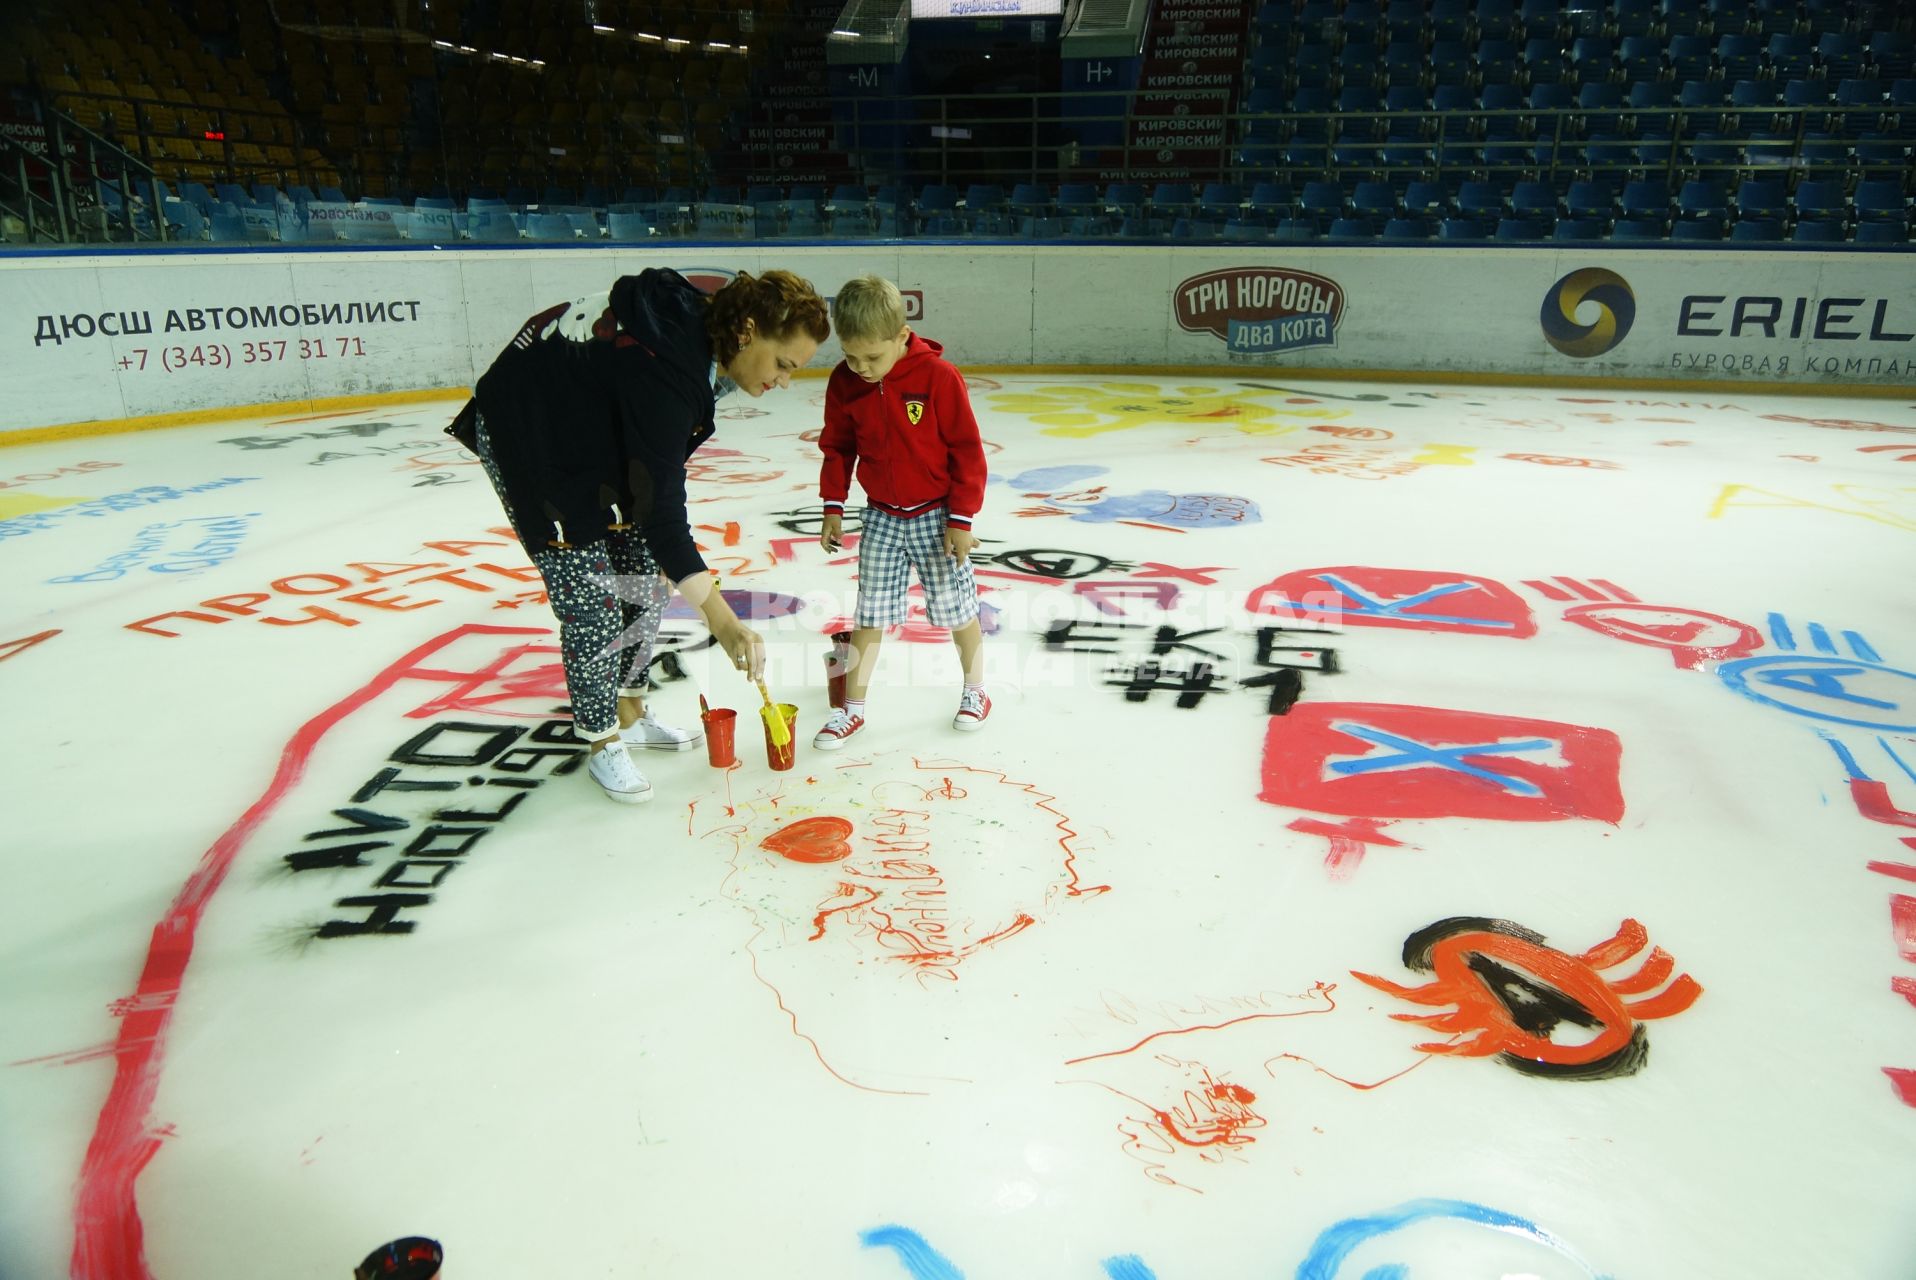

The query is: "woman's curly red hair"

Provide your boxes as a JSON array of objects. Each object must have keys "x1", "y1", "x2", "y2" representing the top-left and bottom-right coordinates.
[{"x1": 706, "y1": 269, "x2": 831, "y2": 364}]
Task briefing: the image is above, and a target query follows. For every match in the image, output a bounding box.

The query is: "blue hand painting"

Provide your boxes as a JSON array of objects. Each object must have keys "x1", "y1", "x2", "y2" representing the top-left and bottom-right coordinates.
[{"x1": 992, "y1": 464, "x2": 1262, "y2": 529}]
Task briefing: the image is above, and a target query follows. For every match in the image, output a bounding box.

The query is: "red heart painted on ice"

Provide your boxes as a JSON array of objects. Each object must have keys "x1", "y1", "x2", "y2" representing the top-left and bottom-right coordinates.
[{"x1": 760, "y1": 816, "x2": 854, "y2": 863}]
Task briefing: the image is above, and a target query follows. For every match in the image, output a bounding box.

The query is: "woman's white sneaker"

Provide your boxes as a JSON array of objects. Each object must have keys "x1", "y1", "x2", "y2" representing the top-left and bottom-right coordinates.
[
  {"x1": 587, "y1": 745, "x2": 654, "y2": 803},
  {"x1": 619, "y1": 714, "x2": 702, "y2": 751}
]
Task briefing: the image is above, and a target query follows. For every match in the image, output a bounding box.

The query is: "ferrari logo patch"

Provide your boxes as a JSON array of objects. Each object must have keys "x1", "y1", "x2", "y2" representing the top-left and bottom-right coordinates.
[{"x1": 904, "y1": 399, "x2": 925, "y2": 425}]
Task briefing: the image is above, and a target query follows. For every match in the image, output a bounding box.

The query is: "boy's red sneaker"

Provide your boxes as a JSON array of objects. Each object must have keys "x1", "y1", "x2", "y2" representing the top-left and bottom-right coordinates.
[
  {"x1": 953, "y1": 688, "x2": 990, "y2": 732},
  {"x1": 812, "y1": 707, "x2": 866, "y2": 750}
]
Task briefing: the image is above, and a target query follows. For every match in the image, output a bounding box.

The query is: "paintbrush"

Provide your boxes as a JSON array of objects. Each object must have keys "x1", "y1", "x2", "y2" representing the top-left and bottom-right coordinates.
[{"x1": 755, "y1": 678, "x2": 791, "y2": 748}]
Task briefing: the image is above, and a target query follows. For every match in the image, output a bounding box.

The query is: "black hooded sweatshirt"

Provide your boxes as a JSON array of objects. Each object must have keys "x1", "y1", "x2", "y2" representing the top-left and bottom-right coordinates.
[{"x1": 451, "y1": 268, "x2": 720, "y2": 582}]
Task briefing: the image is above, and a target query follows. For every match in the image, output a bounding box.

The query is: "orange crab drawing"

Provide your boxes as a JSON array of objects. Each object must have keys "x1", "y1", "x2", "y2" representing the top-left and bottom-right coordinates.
[{"x1": 1353, "y1": 916, "x2": 1702, "y2": 1080}]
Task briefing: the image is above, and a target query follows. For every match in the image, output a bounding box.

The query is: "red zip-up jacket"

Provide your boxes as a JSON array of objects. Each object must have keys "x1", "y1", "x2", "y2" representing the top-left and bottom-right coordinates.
[{"x1": 818, "y1": 333, "x2": 986, "y2": 530}]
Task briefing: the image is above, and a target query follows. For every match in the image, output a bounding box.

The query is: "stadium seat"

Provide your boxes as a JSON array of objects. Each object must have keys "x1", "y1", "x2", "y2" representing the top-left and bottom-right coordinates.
[
  {"x1": 1495, "y1": 217, "x2": 1547, "y2": 240},
  {"x1": 1609, "y1": 218, "x2": 1664, "y2": 239},
  {"x1": 1729, "y1": 218, "x2": 1784, "y2": 241},
  {"x1": 1383, "y1": 217, "x2": 1433, "y2": 239},
  {"x1": 1438, "y1": 217, "x2": 1491, "y2": 239},
  {"x1": 1670, "y1": 219, "x2": 1724, "y2": 240},
  {"x1": 1790, "y1": 219, "x2": 1844, "y2": 242},
  {"x1": 607, "y1": 207, "x2": 653, "y2": 241},
  {"x1": 1552, "y1": 218, "x2": 1606, "y2": 239}
]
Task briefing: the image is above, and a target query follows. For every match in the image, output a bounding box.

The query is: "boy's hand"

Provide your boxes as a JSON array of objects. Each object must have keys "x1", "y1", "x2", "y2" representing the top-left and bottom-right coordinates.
[
  {"x1": 819, "y1": 512, "x2": 842, "y2": 553},
  {"x1": 943, "y1": 526, "x2": 977, "y2": 560}
]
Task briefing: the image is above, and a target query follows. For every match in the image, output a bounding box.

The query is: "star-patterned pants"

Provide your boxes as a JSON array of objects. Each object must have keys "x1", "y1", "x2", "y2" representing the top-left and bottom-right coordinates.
[{"x1": 473, "y1": 414, "x2": 671, "y2": 743}]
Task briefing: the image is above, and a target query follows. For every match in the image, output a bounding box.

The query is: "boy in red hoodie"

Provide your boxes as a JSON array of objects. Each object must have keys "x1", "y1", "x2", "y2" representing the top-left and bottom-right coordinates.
[{"x1": 814, "y1": 274, "x2": 989, "y2": 748}]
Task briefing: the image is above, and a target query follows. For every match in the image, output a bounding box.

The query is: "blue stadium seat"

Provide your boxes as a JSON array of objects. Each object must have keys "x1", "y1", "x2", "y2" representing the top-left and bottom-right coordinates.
[
  {"x1": 1790, "y1": 219, "x2": 1845, "y2": 242},
  {"x1": 1735, "y1": 179, "x2": 1788, "y2": 221},
  {"x1": 208, "y1": 206, "x2": 248, "y2": 242},
  {"x1": 1852, "y1": 179, "x2": 1911, "y2": 229},
  {"x1": 1768, "y1": 34, "x2": 1815, "y2": 84},
  {"x1": 1476, "y1": 0, "x2": 1518, "y2": 41},
  {"x1": 1350, "y1": 181, "x2": 1398, "y2": 225},
  {"x1": 1438, "y1": 217, "x2": 1491, "y2": 239},
  {"x1": 1553, "y1": 218, "x2": 1606, "y2": 239},
  {"x1": 466, "y1": 209, "x2": 521, "y2": 242},
  {"x1": 1479, "y1": 38, "x2": 1522, "y2": 87},
  {"x1": 1670, "y1": 218, "x2": 1724, "y2": 240},
  {"x1": 1565, "y1": 179, "x2": 1615, "y2": 225},
  {"x1": 607, "y1": 208, "x2": 653, "y2": 241},
  {"x1": 1383, "y1": 216, "x2": 1433, "y2": 239},
  {"x1": 161, "y1": 197, "x2": 204, "y2": 241},
  {"x1": 1402, "y1": 181, "x2": 1450, "y2": 219},
  {"x1": 1717, "y1": 35, "x2": 1764, "y2": 84},
  {"x1": 1805, "y1": 0, "x2": 1851, "y2": 37},
  {"x1": 1196, "y1": 182, "x2": 1244, "y2": 221},
  {"x1": 1327, "y1": 217, "x2": 1374, "y2": 240},
  {"x1": 1495, "y1": 217, "x2": 1547, "y2": 240},
  {"x1": 1246, "y1": 181, "x2": 1295, "y2": 222},
  {"x1": 1578, "y1": 82, "x2": 1626, "y2": 136},
  {"x1": 1009, "y1": 183, "x2": 1051, "y2": 217},
  {"x1": 1272, "y1": 218, "x2": 1319, "y2": 241},
  {"x1": 965, "y1": 184, "x2": 1011, "y2": 234},
  {"x1": 1584, "y1": 134, "x2": 1636, "y2": 171},
  {"x1": 1619, "y1": 35, "x2": 1664, "y2": 84},
  {"x1": 1222, "y1": 219, "x2": 1271, "y2": 241},
  {"x1": 1510, "y1": 180, "x2": 1560, "y2": 223},
  {"x1": 1609, "y1": 218, "x2": 1664, "y2": 239},
  {"x1": 1456, "y1": 180, "x2": 1506, "y2": 220},
  {"x1": 1855, "y1": 134, "x2": 1910, "y2": 172},
  {"x1": 1730, "y1": 218, "x2": 1784, "y2": 241},
  {"x1": 1525, "y1": 37, "x2": 1571, "y2": 89},
  {"x1": 1430, "y1": 0, "x2": 1471, "y2": 43},
  {"x1": 1382, "y1": 41, "x2": 1426, "y2": 89},
  {"x1": 1571, "y1": 37, "x2": 1619, "y2": 86},
  {"x1": 1429, "y1": 41, "x2": 1472, "y2": 89},
  {"x1": 1521, "y1": 0, "x2": 1565, "y2": 40},
  {"x1": 526, "y1": 212, "x2": 574, "y2": 241},
  {"x1": 1661, "y1": 0, "x2": 1707, "y2": 39},
  {"x1": 1668, "y1": 35, "x2": 1715, "y2": 85},
  {"x1": 1793, "y1": 177, "x2": 1849, "y2": 226},
  {"x1": 1170, "y1": 218, "x2": 1222, "y2": 240},
  {"x1": 1299, "y1": 180, "x2": 1348, "y2": 229},
  {"x1": 1853, "y1": 221, "x2": 1910, "y2": 244},
  {"x1": 1870, "y1": 32, "x2": 1915, "y2": 82},
  {"x1": 1150, "y1": 183, "x2": 1196, "y2": 219},
  {"x1": 1621, "y1": 179, "x2": 1673, "y2": 229}
]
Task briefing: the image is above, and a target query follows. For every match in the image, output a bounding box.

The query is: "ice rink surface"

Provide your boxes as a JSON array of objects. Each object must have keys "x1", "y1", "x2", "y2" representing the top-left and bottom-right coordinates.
[{"x1": 2, "y1": 373, "x2": 1913, "y2": 1278}]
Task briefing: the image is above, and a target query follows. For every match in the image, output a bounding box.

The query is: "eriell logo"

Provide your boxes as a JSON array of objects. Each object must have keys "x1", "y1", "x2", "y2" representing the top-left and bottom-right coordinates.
[
  {"x1": 1541, "y1": 268, "x2": 1635, "y2": 358},
  {"x1": 1175, "y1": 267, "x2": 1344, "y2": 355}
]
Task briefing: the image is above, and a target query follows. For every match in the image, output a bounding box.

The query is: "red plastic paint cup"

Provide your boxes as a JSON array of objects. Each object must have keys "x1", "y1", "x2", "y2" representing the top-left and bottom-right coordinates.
[
  {"x1": 764, "y1": 702, "x2": 799, "y2": 771},
  {"x1": 702, "y1": 708, "x2": 738, "y2": 767}
]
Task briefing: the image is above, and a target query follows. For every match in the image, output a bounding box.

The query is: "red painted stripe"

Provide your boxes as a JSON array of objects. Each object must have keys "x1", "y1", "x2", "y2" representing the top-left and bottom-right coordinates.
[
  {"x1": 1886, "y1": 1067, "x2": 1916, "y2": 1109},
  {"x1": 72, "y1": 624, "x2": 545, "y2": 1279},
  {"x1": 1868, "y1": 861, "x2": 1916, "y2": 883},
  {"x1": 1892, "y1": 977, "x2": 1916, "y2": 1010},
  {"x1": 1894, "y1": 894, "x2": 1916, "y2": 964}
]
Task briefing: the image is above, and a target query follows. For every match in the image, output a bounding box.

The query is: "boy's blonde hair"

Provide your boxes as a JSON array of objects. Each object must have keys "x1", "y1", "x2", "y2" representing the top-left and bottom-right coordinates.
[{"x1": 832, "y1": 274, "x2": 907, "y2": 343}]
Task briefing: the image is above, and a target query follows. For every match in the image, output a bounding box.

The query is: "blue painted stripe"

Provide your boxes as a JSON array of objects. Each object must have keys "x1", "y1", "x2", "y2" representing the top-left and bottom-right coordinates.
[
  {"x1": 1767, "y1": 612, "x2": 1796, "y2": 650},
  {"x1": 1101, "y1": 1256, "x2": 1159, "y2": 1280},
  {"x1": 1820, "y1": 732, "x2": 1871, "y2": 781},
  {"x1": 1295, "y1": 1198, "x2": 1609, "y2": 1280},
  {"x1": 859, "y1": 1226, "x2": 965, "y2": 1280},
  {"x1": 1845, "y1": 630, "x2": 1882, "y2": 662},
  {"x1": 1808, "y1": 622, "x2": 1837, "y2": 654},
  {"x1": 1879, "y1": 737, "x2": 1916, "y2": 787}
]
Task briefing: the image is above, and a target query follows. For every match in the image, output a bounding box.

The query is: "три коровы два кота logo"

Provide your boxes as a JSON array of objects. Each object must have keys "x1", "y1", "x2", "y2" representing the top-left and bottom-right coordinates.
[{"x1": 1176, "y1": 267, "x2": 1346, "y2": 356}]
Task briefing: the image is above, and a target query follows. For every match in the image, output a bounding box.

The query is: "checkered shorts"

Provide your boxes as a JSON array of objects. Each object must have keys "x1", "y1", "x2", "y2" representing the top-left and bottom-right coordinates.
[{"x1": 855, "y1": 506, "x2": 980, "y2": 629}]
